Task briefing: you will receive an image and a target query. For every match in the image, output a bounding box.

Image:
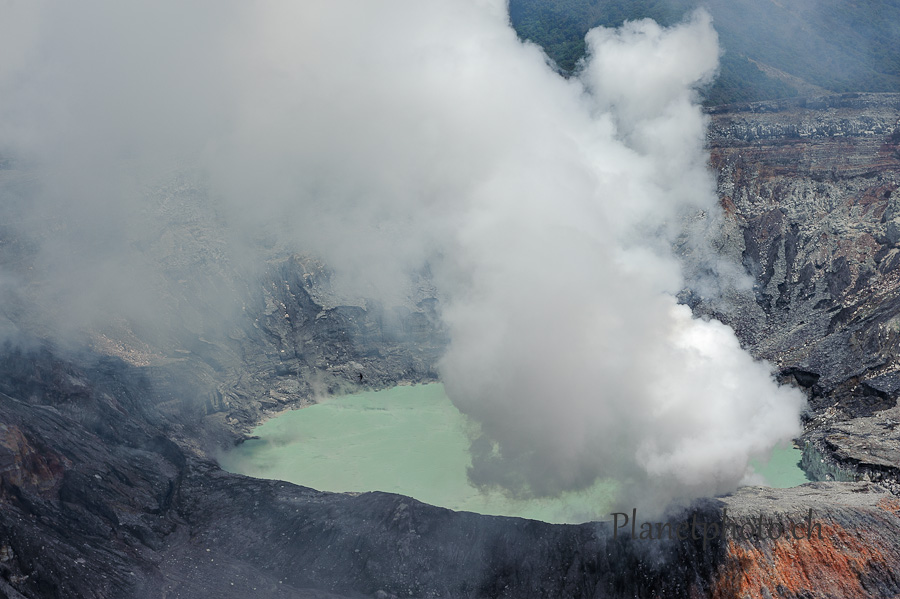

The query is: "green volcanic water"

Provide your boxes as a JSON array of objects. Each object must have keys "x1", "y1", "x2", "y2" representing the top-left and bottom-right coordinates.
[
  {"x1": 220, "y1": 383, "x2": 810, "y2": 524},
  {"x1": 749, "y1": 445, "x2": 812, "y2": 488}
]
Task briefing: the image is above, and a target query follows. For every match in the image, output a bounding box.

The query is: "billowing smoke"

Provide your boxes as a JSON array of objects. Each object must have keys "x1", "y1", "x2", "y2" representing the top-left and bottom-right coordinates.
[
  {"x1": 0, "y1": 0, "x2": 804, "y2": 512},
  {"x1": 436, "y1": 12, "x2": 805, "y2": 509}
]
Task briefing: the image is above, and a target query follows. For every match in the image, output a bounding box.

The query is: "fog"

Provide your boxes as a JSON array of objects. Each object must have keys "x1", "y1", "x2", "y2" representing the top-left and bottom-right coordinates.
[{"x1": 0, "y1": 0, "x2": 804, "y2": 513}]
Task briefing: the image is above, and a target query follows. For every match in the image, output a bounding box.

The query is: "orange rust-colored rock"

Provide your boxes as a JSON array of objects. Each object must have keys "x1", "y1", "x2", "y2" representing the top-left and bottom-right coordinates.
[
  {"x1": 0, "y1": 422, "x2": 69, "y2": 495},
  {"x1": 710, "y1": 519, "x2": 897, "y2": 599},
  {"x1": 877, "y1": 497, "x2": 900, "y2": 514},
  {"x1": 719, "y1": 195, "x2": 737, "y2": 216}
]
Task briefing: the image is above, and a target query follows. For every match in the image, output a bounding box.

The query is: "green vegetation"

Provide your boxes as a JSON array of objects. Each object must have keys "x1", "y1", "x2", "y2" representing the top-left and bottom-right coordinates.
[
  {"x1": 508, "y1": 0, "x2": 900, "y2": 105},
  {"x1": 701, "y1": 53, "x2": 798, "y2": 106},
  {"x1": 508, "y1": 0, "x2": 684, "y2": 73}
]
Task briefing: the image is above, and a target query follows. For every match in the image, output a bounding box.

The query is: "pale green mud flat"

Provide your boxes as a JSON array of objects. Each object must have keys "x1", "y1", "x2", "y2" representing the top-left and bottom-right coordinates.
[{"x1": 220, "y1": 383, "x2": 810, "y2": 524}]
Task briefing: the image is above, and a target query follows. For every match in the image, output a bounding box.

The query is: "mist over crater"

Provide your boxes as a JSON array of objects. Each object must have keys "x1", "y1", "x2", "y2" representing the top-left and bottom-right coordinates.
[{"x1": 0, "y1": 0, "x2": 805, "y2": 515}]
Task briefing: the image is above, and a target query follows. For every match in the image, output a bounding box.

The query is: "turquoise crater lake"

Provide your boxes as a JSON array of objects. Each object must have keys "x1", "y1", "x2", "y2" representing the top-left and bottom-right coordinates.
[{"x1": 220, "y1": 383, "x2": 811, "y2": 524}]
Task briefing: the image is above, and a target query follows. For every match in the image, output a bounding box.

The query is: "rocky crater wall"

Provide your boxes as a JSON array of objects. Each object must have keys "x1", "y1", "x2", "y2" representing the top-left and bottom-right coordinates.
[{"x1": 1, "y1": 95, "x2": 900, "y2": 597}]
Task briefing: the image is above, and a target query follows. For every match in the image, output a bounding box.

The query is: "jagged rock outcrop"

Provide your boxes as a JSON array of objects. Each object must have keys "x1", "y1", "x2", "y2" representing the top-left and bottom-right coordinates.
[
  {"x1": 700, "y1": 93, "x2": 900, "y2": 492},
  {"x1": 232, "y1": 255, "x2": 444, "y2": 409}
]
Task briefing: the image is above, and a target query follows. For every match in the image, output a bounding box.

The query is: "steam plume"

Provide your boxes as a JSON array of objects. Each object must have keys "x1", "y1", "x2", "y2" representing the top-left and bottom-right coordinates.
[{"x1": 0, "y1": 0, "x2": 804, "y2": 512}]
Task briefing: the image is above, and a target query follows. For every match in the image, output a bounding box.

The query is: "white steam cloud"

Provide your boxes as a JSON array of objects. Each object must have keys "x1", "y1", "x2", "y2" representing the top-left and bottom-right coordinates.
[{"x1": 0, "y1": 0, "x2": 804, "y2": 512}]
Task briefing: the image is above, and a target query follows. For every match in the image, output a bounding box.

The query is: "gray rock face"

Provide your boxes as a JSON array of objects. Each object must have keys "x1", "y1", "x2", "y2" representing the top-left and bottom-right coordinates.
[
  {"x1": 206, "y1": 254, "x2": 446, "y2": 445},
  {"x1": 698, "y1": 94, "x2": 900, "y2": 491}
]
